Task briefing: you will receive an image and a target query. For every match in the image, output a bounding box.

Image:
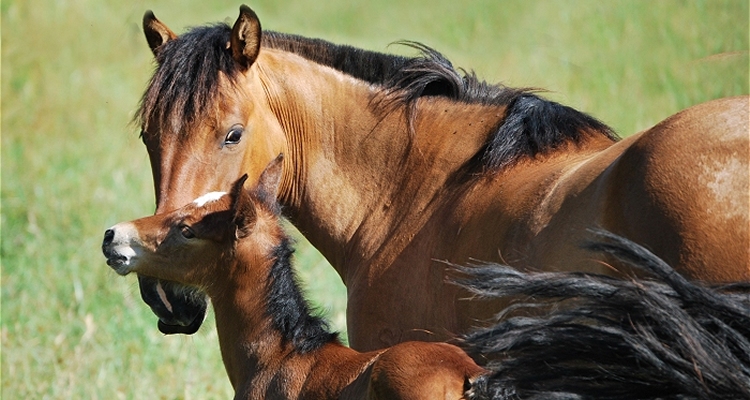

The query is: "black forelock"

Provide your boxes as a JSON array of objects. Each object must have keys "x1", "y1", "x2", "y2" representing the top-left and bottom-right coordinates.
[{"x1": 138, "y1": 24, "x2": 238, "y2": 136}]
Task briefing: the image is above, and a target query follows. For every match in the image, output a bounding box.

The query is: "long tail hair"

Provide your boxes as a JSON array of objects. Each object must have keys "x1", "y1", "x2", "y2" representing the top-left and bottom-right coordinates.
[{"x1": 453, "y1": 230, "x2": 750, "y2": 400}]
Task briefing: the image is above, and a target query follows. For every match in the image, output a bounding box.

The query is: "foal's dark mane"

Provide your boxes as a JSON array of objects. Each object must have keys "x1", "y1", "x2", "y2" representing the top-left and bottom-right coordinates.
[
  {"x1": 263, "y1": 235, "x2": 338, "y2": 353},
  {"x1": 137, "y1": 23, "x2": 617, "y2": 170}
]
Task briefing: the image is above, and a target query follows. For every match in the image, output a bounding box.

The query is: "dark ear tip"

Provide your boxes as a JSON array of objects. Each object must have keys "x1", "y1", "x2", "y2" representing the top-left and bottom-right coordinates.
[
  {"x1": 143, "y1": 10, "x2": 156, "y2": 24},
  {"x1": 232, "y1": 174, "x2": 249, "y2": 193},
  {"x1": 239, "y1": 4, "x2": 256, "y2": 17}
]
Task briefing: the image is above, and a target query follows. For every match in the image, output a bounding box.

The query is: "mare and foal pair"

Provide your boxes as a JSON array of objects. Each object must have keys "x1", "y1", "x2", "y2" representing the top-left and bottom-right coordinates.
[
  {"x1": 103, "y1": 156, "x2": 750, "y2": 399},
  {"x1": 103, "y1": 4, "x2": 750, "y2": 399}
]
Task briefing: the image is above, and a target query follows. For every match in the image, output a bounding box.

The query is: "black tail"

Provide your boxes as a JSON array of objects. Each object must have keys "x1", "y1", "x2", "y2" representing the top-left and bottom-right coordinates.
[{"x1": 454, "y1": 230, "x2": 750, "y2": 400}]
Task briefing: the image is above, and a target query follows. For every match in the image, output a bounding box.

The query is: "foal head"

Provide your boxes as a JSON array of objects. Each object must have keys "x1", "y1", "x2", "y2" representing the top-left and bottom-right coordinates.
[{"x1": 102, "y1": 156, "x2": 284, "y2": 306}]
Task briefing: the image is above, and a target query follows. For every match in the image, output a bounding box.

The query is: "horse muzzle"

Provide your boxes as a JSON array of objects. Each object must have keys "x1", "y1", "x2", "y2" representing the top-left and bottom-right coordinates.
[
  {"x1": 102, "y1": 225, "x2": 207, "y2": 334},
  {"x1": 101, "y1": 224, "x2": 141, "y2": 275}
]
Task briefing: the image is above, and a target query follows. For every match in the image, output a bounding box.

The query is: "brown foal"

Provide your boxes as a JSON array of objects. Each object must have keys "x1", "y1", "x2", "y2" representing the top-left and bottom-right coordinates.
[{"x1": 102, "y1": 156, "x2": 485, "y2": 400}]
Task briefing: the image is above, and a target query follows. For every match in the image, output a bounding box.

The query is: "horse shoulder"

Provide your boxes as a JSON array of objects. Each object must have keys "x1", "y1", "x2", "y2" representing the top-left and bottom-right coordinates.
[
  {"x1": 445, "y1": 137, "x2": 628, "y2": 274},
  {"x1": 602, "y1": 96, "x2": 749, "y2": 281}
]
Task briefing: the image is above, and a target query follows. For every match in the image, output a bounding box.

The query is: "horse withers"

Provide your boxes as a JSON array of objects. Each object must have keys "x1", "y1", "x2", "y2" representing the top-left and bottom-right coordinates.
[
  {"x1": 133, "y1": 5, "x2": 749, "y2": 350},
  {"x1": 102, "y1": 156, "x2": 486, "y2": 400}
]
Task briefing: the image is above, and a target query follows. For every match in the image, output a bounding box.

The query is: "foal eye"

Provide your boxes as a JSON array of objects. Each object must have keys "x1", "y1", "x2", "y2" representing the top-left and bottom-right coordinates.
[
  {"x1": 179, "y1": 224, "x2": 196, "y2": 239},
  {"x1": 224, "y1": 126, "x2": 244, "y2": 145}
]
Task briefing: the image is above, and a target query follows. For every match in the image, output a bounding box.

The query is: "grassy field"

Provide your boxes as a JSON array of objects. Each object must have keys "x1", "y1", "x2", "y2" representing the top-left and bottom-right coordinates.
[{"x1": 2, "y1": 0, "x2": 747, "y2": 398}]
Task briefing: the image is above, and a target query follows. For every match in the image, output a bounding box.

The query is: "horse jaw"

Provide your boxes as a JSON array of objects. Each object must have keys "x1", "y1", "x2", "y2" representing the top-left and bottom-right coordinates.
[{"x1": 138, "y1": 275, "x2": 207, "y2": 335}]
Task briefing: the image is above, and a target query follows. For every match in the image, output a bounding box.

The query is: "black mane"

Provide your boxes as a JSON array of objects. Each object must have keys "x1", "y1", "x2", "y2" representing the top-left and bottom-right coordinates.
[
  {"x1": 261, "y1": 31, "x2": 412, "y2": 86},
  {"x1": 137, "y1": 23, "x2": 617, "y2": 170},
  {"x1": 265, "y1": 236, "x2": 338, "y2": 354}
]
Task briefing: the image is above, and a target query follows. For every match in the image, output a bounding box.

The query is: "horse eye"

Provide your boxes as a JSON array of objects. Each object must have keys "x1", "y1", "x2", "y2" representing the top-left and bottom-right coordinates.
[
  {"x1": 224, "y1": 126, "x2": 244, "y2": 145},
  {"x1": 179, "y1": 224, "x2": 196, "y2": 239}
]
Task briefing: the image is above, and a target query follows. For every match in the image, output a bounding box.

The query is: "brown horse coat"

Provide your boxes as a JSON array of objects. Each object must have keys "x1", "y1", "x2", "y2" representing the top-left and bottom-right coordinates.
[
  {"x1": 103, "y1": 159, "x2": 485, "y2": 399},
  {"x1": 134, "y1": 5, "x2": 749, "y2": 351}
]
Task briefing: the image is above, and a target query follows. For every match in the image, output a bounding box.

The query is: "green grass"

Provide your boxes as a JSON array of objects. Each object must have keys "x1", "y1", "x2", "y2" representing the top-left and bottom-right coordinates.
[{"x1": 2, "y1": 0, "x2": 747, "y2": 398}]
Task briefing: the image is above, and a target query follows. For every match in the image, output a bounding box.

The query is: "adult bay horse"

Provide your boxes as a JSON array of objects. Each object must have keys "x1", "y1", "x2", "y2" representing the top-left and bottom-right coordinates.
[
  {"x1": 103, "y1": 158, "x2": 486, "y2": 399},
  {"x1": 134, "y1": 5, "x2": 750, "y2": 351}
]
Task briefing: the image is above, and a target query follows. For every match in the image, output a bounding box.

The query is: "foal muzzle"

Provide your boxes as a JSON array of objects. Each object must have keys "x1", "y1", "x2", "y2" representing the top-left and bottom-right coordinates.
[{"x1": 101, "y1": 224, "x2": 139, "y2": 275}]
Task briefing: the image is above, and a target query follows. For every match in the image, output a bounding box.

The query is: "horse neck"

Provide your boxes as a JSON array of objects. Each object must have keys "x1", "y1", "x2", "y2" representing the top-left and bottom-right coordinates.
[
  {"x1": 206, "y1": 236, "x2": 339, "y2": 396},
  {"x1": 257, "y1": 50, "x2": 504, "y2": 282},
  {"x1": 206, "y1": 248, "x2": 276, "y2": 391}
]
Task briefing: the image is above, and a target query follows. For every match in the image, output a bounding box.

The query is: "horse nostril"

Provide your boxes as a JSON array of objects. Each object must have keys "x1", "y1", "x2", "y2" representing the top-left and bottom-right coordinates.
[{"x1": 103, "y1": 229, "x2": 115, "y2": 248}]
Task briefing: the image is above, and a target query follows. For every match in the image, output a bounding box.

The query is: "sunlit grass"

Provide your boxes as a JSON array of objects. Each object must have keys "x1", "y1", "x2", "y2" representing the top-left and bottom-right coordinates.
[{"x1": 2, "y1": 0, "x2": 747, "y2": 398}]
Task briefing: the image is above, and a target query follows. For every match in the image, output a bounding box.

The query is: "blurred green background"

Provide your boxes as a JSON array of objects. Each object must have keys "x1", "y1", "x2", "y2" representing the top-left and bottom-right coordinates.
[{"x1": 2, "y1": 0, "x2": 748, "y2": 398}]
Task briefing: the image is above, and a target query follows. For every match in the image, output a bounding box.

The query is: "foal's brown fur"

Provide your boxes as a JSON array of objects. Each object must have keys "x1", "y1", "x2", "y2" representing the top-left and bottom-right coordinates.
[
  {"x1": 103, "y1": 157, "x2": 485, "y2": 400},
  {"x1": 134, "y1": 5, "x2": 749, "y2": 351}
]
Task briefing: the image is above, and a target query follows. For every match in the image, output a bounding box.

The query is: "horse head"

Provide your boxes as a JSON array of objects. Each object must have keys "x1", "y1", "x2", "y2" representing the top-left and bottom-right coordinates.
[
  {"x1": 103, "y1": 156, "x2": 284, "y2": 334},
  {"x1": 135, "y1": 6, "x2": 287, "y2": 333}
]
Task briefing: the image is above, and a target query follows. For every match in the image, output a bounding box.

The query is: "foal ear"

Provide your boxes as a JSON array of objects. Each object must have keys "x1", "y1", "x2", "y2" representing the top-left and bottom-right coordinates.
[
  {"x1": 230, "y1": 5, "x2": 262, "y2": 70},
  {"x1": 256, "y1": 154, "x2": 284, "y2": 210},
  {"x1": 143, "y1": 11, "x2": 177, "y2": 56},
  {"x1": 229, "y1": 174, "x2": 257, "y2": 238}
]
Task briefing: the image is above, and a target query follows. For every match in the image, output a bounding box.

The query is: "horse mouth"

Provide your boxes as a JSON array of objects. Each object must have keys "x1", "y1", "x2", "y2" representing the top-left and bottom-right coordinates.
[
  {"x1": 157, "y1": 307, "x2": 206, "y2": 335},
  {"x1": 104, "y1": 255, "x2": 131, "y2": 275},
  {"x1": 138, "y1": 275, "x2": 208, "y2": 335},
  {"x1": 102, "y1": 241, "x2": 124, "y2": 269}
]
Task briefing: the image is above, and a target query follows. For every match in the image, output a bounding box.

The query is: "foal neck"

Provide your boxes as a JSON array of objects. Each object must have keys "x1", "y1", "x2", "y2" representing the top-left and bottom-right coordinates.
[{"x1": 208, "y1": 232, "x2": 340, "y2": 396}]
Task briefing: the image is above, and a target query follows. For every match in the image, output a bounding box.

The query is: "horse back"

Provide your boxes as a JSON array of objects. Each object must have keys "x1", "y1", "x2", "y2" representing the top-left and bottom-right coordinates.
[{"x1": 602, "y1": 96, "x2": 749, "y2": 282}]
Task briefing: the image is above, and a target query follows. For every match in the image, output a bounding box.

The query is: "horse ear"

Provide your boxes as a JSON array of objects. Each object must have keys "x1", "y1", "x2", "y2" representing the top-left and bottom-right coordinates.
[
  {"x1": 230, "y1": 5, "x2": 262, "y2": 70},
  {"x1": 143, "y1": 11, "x2": 177, "y2": 56},
  {"x1": 229, "y1": 174, "x2": 256, "y2": 238},
  {"x1": 229, "y1": 174, "x2": 250, "y2": 204},
  {"x1": 256, "y1": 154, "x2": 284, "y2": 210}
]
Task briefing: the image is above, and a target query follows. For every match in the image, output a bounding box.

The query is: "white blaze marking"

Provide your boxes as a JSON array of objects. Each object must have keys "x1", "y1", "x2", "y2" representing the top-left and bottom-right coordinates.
[{"x1": 193, "y1": 191, "x2": 226, "y2": 207}]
